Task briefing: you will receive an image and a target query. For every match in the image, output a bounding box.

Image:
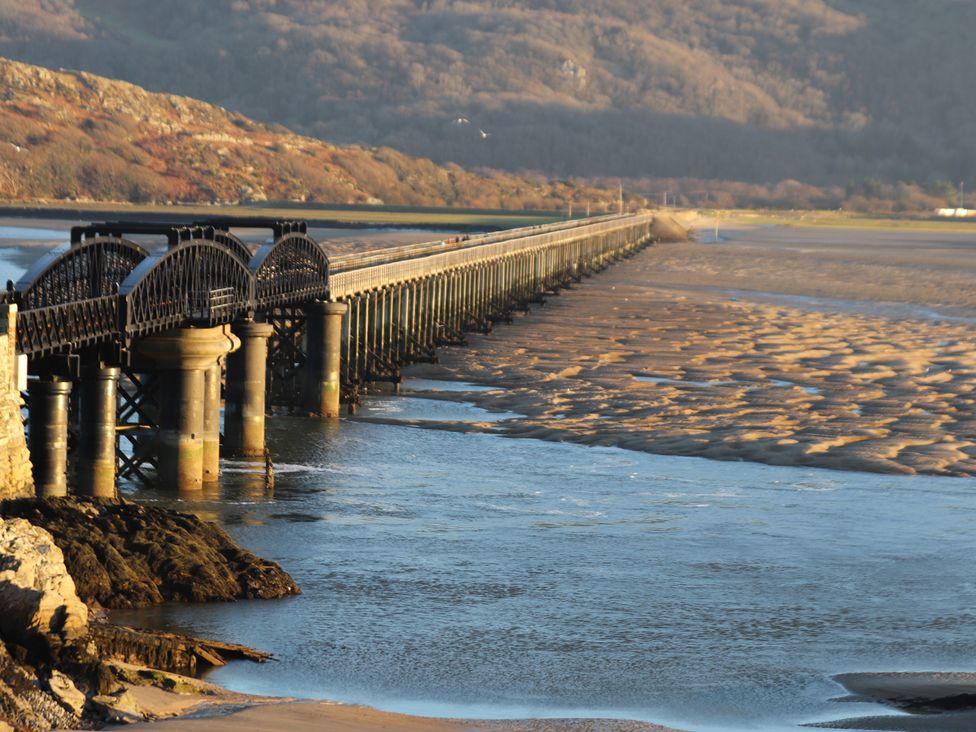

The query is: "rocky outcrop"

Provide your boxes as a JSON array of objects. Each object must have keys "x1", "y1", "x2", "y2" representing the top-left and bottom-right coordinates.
[
  {"x1": 0, "y1": 641, "x2": 79, "y2": 732},
  {"x1": 0, "y1": 516, "x2": 85, "y2": 730},
  {"x1": 0, "y1": 497, "x2": 300, "y2": 608},
  {"x1": 0, "y1": 502, "x2": 286, "y2": 730},
  {"x1": 0, "y1": 306, "x2": 32, "y2": 500},
  {"x1": 90, "y1": 623, "x2": 271, "y2": 675},
  {"x1": 0, "y1": 517, "x2": 87, "y2": 648}
]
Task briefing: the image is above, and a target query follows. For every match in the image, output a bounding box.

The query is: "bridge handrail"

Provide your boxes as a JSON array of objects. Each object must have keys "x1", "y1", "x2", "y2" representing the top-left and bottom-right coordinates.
[
  {"x1": 328, "y1": 213, "x2": 655, "y2": 298},
  {"x1": 328, "y1": 213, "x2": 631, "y2": 273}
]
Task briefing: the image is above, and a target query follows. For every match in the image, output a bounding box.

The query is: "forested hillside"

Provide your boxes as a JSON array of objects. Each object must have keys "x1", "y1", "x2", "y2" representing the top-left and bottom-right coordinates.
[{"x1": 0, "y1": 0, "x2": 972, "y2": 197}]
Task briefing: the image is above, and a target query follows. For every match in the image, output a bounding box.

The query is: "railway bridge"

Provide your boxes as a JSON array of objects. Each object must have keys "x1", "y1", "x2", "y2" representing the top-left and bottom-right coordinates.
[{"x1": 6, "y1": 212, "x2": 657, "y2": 494}]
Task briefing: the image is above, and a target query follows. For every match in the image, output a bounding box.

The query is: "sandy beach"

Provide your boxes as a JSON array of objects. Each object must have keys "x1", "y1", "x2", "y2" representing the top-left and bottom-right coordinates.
[
  {"x1": 125, "y1": 701, "x2": 684, "y2": 732},
  {"x1": 399, "y1": 219, "x2": 976, "y2": 477}
]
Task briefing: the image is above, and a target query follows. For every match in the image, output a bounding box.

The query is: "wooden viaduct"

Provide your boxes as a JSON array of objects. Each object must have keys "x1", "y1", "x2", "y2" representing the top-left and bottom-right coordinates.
[{"x1": 6, "y1": 212, "x2": 657, "y2": 494}]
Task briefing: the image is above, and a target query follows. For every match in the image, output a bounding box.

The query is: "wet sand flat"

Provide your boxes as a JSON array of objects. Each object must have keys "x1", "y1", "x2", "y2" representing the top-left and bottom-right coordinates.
[
  {"x1": 125, "y1": 701, "x2": 684, "y2": 732},
  {"x1": 416, "y1": 222, "x2": 976, "y2": 477}
]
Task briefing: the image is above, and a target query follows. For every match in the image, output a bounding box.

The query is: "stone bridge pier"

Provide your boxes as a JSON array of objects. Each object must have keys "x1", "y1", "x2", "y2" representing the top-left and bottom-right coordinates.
[
  {"x1": 136, "y1": 326, "x2": 240, "y2": 492},
  {"x1": 224, "y1": 319, "x2": 274, "y2": 457}
]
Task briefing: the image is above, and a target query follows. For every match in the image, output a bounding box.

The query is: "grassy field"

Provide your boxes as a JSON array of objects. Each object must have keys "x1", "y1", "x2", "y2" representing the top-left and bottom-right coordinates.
[{"x1": 0, "y1": 201, "x2": 569, "y2": 230}]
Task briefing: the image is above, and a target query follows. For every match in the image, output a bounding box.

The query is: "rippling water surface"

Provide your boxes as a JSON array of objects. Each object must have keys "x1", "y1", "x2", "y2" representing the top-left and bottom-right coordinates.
[{"x1": 114, "y1": 390, "x2": 976, "y2": 732}]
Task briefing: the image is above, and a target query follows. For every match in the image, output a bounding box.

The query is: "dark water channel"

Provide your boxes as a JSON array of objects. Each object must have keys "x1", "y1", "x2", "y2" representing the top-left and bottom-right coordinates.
[{"x1": 112, "y1": 383, "x2": 976, "y2": 732}]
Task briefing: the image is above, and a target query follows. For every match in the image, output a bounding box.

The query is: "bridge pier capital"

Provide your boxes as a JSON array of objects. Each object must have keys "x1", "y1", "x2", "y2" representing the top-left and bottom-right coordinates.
[
  {"x1": 135, "y1": 325, "x2": 240, "y2": 492},
  {"x1": 135, "y1": 325, "x2": 240, "y2": 372}
]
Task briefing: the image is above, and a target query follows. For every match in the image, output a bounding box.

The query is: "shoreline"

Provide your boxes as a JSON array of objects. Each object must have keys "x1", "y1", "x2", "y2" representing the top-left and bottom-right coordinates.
[{"x1": 123, "y1": 699, "x2": 688, "y2": 732}]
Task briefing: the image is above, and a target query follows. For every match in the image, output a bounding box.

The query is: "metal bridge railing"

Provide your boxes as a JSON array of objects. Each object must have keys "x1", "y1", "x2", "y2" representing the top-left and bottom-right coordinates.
[
  {"x1": 328, "y1": 212, "x2": 631, "y2": 273},
  {"x1": 328, "y1": 213, "x2": 656, "y2": 299},
  {"x1": 16, "y1": 295, "x2": 120, "y2": 358}
]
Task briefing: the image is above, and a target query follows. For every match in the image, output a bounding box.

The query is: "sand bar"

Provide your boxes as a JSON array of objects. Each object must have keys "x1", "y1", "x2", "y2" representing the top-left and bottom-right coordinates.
[
  {"x1": 124, "y1": 700, "x2": 684, "y2": 732},
  {"x1": 404, "y1": 221, "x2": 976, "y2": 477}
]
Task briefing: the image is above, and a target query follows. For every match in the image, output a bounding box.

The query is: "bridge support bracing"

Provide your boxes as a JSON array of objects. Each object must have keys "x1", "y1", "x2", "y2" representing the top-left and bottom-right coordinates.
[
  {"x1": 136, "y1": 326, "x2": 239, "y2": 491},
  {"x1": 225, "y1": 319, "x2": 274, "y2": 456},
  {"x1": 304, "y1": 301, "x2": 348, "y2": 417},
  {"x1": 28, "y1": 377, "x2": 71, "y2": 497},
  {"x1": 76, "y1": 365, "x2": 120, "y2": 498}
]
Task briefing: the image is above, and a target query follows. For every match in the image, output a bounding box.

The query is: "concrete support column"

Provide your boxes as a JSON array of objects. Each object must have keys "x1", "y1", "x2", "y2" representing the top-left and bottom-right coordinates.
[
  {"x1": 136, "y1": 326, "x2": 239, "y2": 492},
  {"x1": 304, "y1": 301, "x2": 348, "y2": 417},
  {"x1": 203, "y1": 362, "x2": 223, "y2": 481},
  {"x1": 76, "y1": 365, "x2": 119, "y2": 498},
  {"x1": 225, "y1": 320, "x2": 274, "y2": 457},
  {"x1": 28, "y1": 378, "x2": 71, "y2": 498}
]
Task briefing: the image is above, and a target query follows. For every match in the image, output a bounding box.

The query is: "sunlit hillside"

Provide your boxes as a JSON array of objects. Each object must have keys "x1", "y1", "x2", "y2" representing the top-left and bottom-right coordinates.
[
  {"x1": 0, "y1": 57, "x2": 619, "y2": 208},
  {"x1": 0, "y1": 0, "x2": 973, "y2": 187}
]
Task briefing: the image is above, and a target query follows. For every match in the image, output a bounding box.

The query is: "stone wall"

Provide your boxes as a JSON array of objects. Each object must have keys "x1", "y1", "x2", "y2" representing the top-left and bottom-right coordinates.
[{"x1": 0, "y1": 306, "x2": 32, "y2": 498}]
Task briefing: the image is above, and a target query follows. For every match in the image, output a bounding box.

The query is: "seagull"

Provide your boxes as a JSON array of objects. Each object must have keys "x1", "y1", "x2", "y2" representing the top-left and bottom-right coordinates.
[
  {"x1": 453, "y1": 117, "x2": 470, "y2": 125},
  {"x1": 479, "y1": 129, "x2": 491, "y2": 139}
]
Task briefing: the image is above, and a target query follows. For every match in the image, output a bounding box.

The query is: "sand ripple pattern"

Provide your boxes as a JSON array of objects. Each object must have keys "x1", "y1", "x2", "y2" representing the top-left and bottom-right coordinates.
[{"x1": 425, "y1": 229, "x2": 976, "y2": 477}]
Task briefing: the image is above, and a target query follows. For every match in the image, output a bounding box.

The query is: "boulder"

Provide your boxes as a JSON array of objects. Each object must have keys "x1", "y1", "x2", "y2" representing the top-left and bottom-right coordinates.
[
  {"x1": 90, "y1": 689, "x2": 144, "y2": 724},
  {"x1": 45, "y1": 670, "x2": 86, "y2": 717},
  {"x1": 0, "y1": 517, "x2": 88, "y2": 646}
]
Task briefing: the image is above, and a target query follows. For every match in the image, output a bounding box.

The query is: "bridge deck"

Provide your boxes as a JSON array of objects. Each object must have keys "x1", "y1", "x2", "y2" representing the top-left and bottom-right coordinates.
[{"x1": 11, "y1": 212, "x2": 656, "y2": 359}]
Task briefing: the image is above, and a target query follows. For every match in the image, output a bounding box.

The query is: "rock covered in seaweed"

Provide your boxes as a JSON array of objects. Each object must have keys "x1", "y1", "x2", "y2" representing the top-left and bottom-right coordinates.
[{"x1": 0, "y1": 497, "x2": 300, "y2": 608}]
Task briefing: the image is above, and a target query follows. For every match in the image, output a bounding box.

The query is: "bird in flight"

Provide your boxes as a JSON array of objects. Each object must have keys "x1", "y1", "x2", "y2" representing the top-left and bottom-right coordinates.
[
  {"x1": 479, "y1": 129, "x2": 491, "y2": 139},
  {"x1": 453, "y1": 117, "x2": 470, "y2": 125}
]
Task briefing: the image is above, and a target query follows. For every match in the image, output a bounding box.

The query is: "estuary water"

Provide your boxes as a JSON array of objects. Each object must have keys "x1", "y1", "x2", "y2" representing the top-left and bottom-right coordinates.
[{"x1": 113, "y1": 384, "x2": 976, "y2": 732}]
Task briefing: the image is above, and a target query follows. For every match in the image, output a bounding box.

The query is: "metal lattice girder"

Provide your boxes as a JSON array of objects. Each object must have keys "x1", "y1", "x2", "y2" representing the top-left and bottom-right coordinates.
[
  {"x1": 16, "y1": 296, "x2": 120, "y2": 358},
  {"x1": 209, "y1": 230, "x2": 254, "y2": 264},
  {"x1": 15, "y1": 236, "x2": 148, "y2": 310},
  {"x1": 195, "y1": 217, "x2": 307, "y2": 239},
  {"x1": 119, "y1": 240, "x2": 255, "y2": 338},
  {"x1": 116, "y1": 368, "x2": 159, "y2": 485},
  {"x1": 250, "y1": 233, "x2": 330, "y2": 309},
  {"x1": 195, "y1": 219, "x2": 327, "y2": 308}
]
